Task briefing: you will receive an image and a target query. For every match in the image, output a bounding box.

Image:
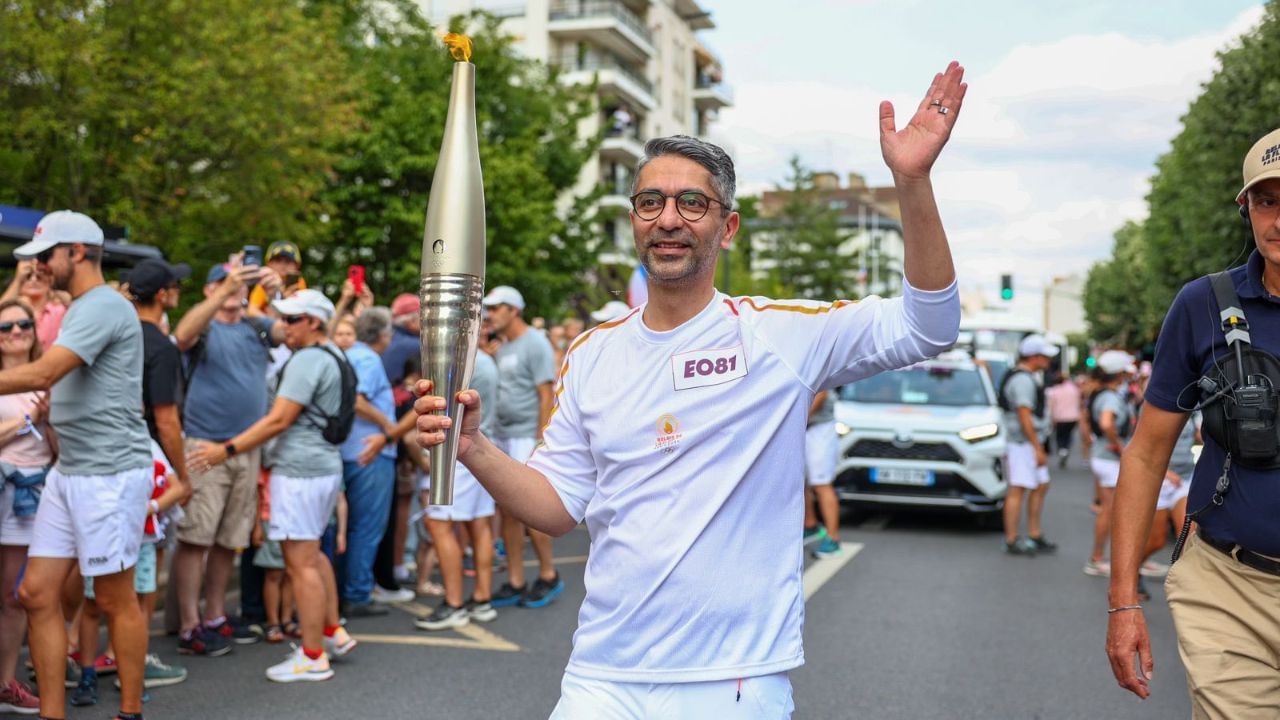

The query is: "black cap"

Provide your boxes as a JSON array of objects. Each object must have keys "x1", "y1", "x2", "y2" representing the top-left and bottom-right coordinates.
[{"x1": 126, "y1": 258, "x2": 191, "y2": 300}]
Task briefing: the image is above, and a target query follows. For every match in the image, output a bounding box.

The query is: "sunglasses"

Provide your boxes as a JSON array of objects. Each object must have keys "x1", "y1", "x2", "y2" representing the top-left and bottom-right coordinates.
[
  {"x1": 282, "y1": 315, "x2": 311, "y2": 325},
  {"x1": 34, "y1": 245, "x2": 63, "y2": 264},
  {"x1": 0, "y1": 319, "x2": 34, "y2": 334}
]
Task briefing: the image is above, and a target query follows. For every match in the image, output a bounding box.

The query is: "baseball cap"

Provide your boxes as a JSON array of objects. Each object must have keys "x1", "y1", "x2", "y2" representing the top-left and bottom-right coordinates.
[
  {"x1": 271, "y1": 289, "x2": 334, "y2": 322},
  {"x1": 1018, "y1": 334, "x2": 1059, "y2": 359},
  {"x1": 391, "y1": 293, "x2": 420, "y2": 318},
  {"x1": 1237, "y1": 128, "x2": 1280, "y2": 204},
  {"x1": 126, "y1": 258, "x2": 191, "y2": 300},
  {"x1": 14, "y1": 210, "x2": 105, "y2": 260},
  {"x1": 267, "y1": 241, "x2": 301, "y2": 265},
  {"x1": 590, "y1": 300, "x2": 631, "y2": 323},
  {"x1": 206, "y1": 263, "x2": 231, "y2": 284},
  {"x1": 482, "y1": 285, "x2": 525, "y2": 311},
  {"x1": 1098, "y1": 350, "x2": 1135, "y2": 375}
]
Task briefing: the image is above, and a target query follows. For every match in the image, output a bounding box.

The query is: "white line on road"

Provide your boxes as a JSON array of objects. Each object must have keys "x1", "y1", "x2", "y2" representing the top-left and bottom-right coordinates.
[{"x1": 802, "y1": 542, "x2": 863, "y2": 601}]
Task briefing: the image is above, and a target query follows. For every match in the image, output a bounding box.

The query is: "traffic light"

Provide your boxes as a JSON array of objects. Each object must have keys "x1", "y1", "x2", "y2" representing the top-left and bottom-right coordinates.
[
  {"x1": 1000, "y1": 274, "x2": 1013, "y2": 301},
  {"x1": 1085, "y1": 356, "x2": 1097, "y2": 368}
]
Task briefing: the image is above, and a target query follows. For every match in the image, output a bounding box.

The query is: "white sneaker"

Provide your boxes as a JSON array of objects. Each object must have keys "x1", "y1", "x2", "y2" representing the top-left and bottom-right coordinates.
[
  {"x1": 323, "y1": 627, "x2": 357, "y2": 658},
  {"x1": 266, "y1": 647, "x2": 334, "y2": 683},
  {"x1": 1083, "y1": 559, "x2": 1111, "y2": 577},
  {"x1": 1139, "y1": 560, "x2": 1170, "y2": 577},
  {"x1": 414, "y1": 603, "x2": 470, "y2": 631},
  {"x1": 467, "y1": 600, "x2": 497, "y2": 623},
  {"x1": 371, "y1": 585, "x2": 416, "y2": 604}
]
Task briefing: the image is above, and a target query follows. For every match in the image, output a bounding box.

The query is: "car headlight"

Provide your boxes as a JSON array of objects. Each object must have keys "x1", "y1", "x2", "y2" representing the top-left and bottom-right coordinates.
[
  {"x1": 959, "y1": 423, "x2": 999, "y2": 442},
  {"x1": 835, "y1": 422, "x2": 851, "y2": 436}
]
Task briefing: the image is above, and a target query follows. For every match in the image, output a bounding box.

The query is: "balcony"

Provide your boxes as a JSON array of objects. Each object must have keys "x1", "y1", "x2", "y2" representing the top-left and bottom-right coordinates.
[
  {"x1": 553, "y1": 51, "x2": 656, "y2": 111},
  {"x1": 549, "y1": 1, "x2": 655, "y2": 64},
  {"x1": 600, "y1": 113, "x2": 645, "y2": 164},
  {"x1": 693, "y1": 75, "x2": 733, "y2": 110},
  {"x1": 599, "y1": 164, "x2": 635, "y2": 215}
]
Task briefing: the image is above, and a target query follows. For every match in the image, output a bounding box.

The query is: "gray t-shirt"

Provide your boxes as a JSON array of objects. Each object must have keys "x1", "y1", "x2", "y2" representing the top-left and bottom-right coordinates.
[
  {"x1": 1090, "y1": 389, "x2": 1131, "y2": 461},
  {"x1": 269, "y1": 342, "x2": 343, "y2": 477},
  {"x1": 51, "y1": 285, "x2": 151, "y2": 475},
  {"x1": 1168, "y1": 414, "x2": 1198, "y2": 478},
  {"x1": 472, "y1": 351, "x2": 499, "y2": 438},
  {"x1": 184, "y1": 318, "x2": 274, "y2": 440},
  {"x1": 494, "y1": 329, "x2": 556, "y2": 439},
  {"x1": 808, "y1": 390, "x2": 835, "y2": 427},
  {"x1": 1002, "y1": 370, "x2": 1048, "y2": 444}
]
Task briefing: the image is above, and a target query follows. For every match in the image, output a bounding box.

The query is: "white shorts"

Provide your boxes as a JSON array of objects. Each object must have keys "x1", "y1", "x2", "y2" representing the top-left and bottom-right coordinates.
[
  {"x1": 0, "y1": 465, "x2": 48, "y2": 546},
  {"x1": 1005, "y1": 441, "x2": 1050, "y2": 490},
  {"x1": 1090, "y1": 457, "x2": 1121, "y2": 489},
  {"x1": 267, "y1": 473, "x2": 342, "y2": 542},
  {"x1": 549, "y1": 672, "x2": 794, "y2": 720},
  {"x1": 1157, "y1": 477, "x2": 1191, "y2": 511},
  {"x1": 804, "y1": 421, "x2": 838, "y2": 487},
  {"x1": 424, "y1": 463, "x2": 495, "y2": 522},
  {"x1": 28, "y1": 466, "x2": 151, "y2": 577},
  {"x1": 495, "y1": 436, "x2": 539, "y2": 464}
]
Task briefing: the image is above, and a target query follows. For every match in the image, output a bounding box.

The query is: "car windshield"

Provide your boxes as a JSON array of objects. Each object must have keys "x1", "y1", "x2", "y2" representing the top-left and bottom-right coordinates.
[
  {"x1": 983, "y1": 359, "x2": 1010, "y2": 388},
  {"x1": 839, "y1": 366, "x2": 989, "y2": 407}
]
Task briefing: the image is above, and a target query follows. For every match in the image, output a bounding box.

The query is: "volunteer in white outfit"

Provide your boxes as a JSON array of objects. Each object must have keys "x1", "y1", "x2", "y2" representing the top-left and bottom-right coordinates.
[
  {"x1": 1084, "y1": 349, "x2": 1135, "y2": 577},
  {"x1": 416, "y1": 62, "x2": 968, "y2": 718},
  {"x1": 6, "y1": 211, "x2": 153, "y2": 719},
  {"x1": 803, "y1": 390, "x2": 843, "y2": 560},
  {"x1": 999, "y1": 334, "x2": 1058, "y2": 556}
]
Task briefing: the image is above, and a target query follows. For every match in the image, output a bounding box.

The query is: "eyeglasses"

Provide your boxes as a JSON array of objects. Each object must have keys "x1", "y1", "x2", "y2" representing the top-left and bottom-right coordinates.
[
  {"x1": 0, "y1": 319, "x2": 34, "y2": 334},
  {"x1": 282, "y1": 315, "x2": 310, "y2": 325},
  {"x1": 629, "y1": 191, "x2": 725, "y2": 222}
]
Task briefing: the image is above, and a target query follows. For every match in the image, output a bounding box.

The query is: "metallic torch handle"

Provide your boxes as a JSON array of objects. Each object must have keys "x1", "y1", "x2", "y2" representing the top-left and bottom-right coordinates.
[{"x1": 420, "y1": 273, "x2": 484, "y2": 506}]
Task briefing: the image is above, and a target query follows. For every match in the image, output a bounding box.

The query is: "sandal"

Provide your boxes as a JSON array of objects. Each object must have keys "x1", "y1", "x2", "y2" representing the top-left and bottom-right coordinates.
[
  {"x1": 283, "y1": 621, "x2": 302, "y2": 639},
  {"x1": 265, "y1": 624, "x2": 285, "y2": 643},
  {"x1": 416, "y1": 581, "x2": 445, "y2": 597}
]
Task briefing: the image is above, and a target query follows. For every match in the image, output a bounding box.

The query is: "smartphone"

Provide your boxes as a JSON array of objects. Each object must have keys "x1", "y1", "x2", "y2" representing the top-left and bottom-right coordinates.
[
  {"x1": 241, "y1": 244, "x2": 263, "y2": 268},
  {"x1": 347, "y1": 265, "x2": 366, "y2": 296}
]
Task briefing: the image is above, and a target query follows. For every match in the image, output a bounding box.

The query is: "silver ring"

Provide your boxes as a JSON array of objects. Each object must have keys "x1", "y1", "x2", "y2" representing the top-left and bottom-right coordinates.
[{"x1": 938, "y1": 106, "x2": 950, "y2": 115}]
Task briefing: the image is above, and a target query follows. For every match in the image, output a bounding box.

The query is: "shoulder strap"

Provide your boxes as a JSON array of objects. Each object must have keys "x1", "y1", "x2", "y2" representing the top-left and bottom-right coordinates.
[{"x1": 1210, "y1": 271, "x2": 1251, "y2": 347}]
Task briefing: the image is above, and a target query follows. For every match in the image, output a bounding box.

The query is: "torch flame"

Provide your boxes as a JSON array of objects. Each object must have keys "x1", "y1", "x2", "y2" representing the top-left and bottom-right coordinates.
[
  {"x1": 443, "y1": 33, "x2": 473, "y2": 63},
  {"x1": 664, "y1": 421, "x2": 674, "y2": 434}
]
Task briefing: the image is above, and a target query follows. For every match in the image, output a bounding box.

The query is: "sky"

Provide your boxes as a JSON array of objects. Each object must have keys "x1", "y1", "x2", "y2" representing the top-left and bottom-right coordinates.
[{"x1": 700, "y1": 0, "x2": 1266, "y2": 308}]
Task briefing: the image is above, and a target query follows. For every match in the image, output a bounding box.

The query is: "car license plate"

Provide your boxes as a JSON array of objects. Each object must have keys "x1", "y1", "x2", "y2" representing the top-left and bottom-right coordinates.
[{"x1": 870, "y1": 467, "x2": 934, "y2": 486}]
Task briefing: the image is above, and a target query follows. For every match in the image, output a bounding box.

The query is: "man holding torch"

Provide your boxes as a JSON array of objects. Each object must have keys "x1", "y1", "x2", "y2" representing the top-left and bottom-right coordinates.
[{"x1": 417, "y1": 61, "x2": 966, "y2": 717}]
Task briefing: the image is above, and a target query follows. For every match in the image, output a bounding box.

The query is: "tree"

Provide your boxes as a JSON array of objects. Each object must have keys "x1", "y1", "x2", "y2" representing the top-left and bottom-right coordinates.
[
  {"x1": 0, "y1": 1, "x2": 356, "y2": 275},
  {"x1": 312, "y1": 5, "x2": 601, "y2": 320},
  {"x1": 1083, "y1": 220, "x2": 1163, "y2": 348},
  {"x1": 759, "y1": 156, "x2": 856, "y2": 300}
]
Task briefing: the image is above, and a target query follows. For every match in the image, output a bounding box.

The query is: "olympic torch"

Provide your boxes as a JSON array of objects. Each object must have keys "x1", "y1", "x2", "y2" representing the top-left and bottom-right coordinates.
[{"x1": 420, "y1": 33, "x2": 485, "y2": 506}]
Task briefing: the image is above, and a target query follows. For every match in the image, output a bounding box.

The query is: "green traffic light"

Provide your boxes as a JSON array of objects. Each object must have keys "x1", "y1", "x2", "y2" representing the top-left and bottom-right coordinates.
[
  {"x1": 1086, "y1": 357, "x2": 1097, "y2": 368},
  {"x1": 1000, "y1": 288, "x2": 1013, "y2": 300}
]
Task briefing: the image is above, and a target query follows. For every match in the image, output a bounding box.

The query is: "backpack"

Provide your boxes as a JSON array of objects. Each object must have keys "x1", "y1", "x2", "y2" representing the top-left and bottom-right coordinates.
[
  {"x1": 277, "y1": 344, "x2": 357, "y2": 445},
  {"x1": 1089, "y1": 388, "x2": 1133, "y2": 440},
  {"x1": 997, "y1": 367, "x2": 1045, "y2": 417},
  {"x1": 184, "y1": 316, "x2": 273, "y2": 386}
]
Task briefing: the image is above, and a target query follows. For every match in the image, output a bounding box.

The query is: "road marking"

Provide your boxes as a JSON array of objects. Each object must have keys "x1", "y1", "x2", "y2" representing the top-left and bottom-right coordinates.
[
  {"x1": 348, "y1": 599, "x2": 524, "y2": 652},
  {"x1": 802, "y1": 542, "x2": 863, "y2": 601}
]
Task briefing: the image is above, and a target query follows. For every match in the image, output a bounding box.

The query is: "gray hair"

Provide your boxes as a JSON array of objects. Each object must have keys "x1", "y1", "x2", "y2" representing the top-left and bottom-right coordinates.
[
  {"x1": 632, "y1": 135, "x2": 736, "y2": 216},
  {"x1": 355, "y1": 306, "x2": 393, "y2": 345}
]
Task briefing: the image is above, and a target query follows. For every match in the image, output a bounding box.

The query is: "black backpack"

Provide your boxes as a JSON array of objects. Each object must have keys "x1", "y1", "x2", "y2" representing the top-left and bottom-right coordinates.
[
  {"x1": 1089, "y1": 388, "x2": 1133, "y2": 439},
  {"x1": 278, "y1": 344, "x2": 357, "y2": 445},
  {"x1": 997, "y1": 367, "x2": 1045, "y2": 417}
]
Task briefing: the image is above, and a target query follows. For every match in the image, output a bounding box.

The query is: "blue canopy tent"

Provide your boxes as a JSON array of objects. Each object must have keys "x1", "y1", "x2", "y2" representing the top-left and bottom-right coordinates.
[{"x1": 0, "y1": 204, "x2": 163, "y2": 269}]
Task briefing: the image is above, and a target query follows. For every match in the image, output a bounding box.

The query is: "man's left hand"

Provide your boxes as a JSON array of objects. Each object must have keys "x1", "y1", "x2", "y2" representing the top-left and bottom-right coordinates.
[
  {"x1": 879, "y1": 61, "x2": 967, "y2": 181},
  {"x1": 358, "y1": 434, "x2": 387, "y2": 466},
  {"x1": 258, "y1": 267, "x2": 284, "y2": 297}
]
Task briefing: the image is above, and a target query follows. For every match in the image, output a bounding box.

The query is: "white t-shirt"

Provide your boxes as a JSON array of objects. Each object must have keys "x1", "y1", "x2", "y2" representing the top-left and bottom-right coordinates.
[{"x1": 527, "y1": 280, "x2": 960, "y2": 683}]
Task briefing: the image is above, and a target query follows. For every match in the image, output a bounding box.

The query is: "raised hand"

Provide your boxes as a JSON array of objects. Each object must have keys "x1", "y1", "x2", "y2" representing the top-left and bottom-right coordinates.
[{"x1": 880, "y1": 61, "x2": 967, "y2": 181}]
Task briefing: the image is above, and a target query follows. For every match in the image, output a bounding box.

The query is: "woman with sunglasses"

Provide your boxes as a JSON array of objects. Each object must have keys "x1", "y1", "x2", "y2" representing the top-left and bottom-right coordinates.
[
  {"x1": 0, "y1": 299, "x2": 55, "y2": 713},
  {"x1": 1, "y1": 260, "x2": 67, "y2": 352}
]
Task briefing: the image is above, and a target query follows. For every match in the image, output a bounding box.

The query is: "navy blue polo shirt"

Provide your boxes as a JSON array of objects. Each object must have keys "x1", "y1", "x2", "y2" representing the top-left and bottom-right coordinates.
[{"x1": 1145, "y1": 250, "x2": 1280, "y2": 555}]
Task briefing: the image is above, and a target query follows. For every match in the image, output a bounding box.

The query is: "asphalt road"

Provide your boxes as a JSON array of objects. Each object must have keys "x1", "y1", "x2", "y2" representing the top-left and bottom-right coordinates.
[{"x1": 45, "y1": 455, "x2": 1189, "y2": 720}]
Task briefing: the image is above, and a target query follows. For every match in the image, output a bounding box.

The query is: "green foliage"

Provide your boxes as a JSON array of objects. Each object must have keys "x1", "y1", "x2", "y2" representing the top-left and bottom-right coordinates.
[
  {"x1": 758, "y1": 156, "x2": 857, "y2": 300},
  {"x1": 1085, "y1": 3, "x2": 1280, "y2": 344}
]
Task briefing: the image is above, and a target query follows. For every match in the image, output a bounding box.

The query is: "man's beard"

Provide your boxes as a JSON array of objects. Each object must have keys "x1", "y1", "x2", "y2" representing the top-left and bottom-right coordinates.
[
  {"x1": 638, "y1": 230, "x2": 716, "y2": 286},
  {"x1": 49, "y1": 266, "x2": 72, "y2": 292}
]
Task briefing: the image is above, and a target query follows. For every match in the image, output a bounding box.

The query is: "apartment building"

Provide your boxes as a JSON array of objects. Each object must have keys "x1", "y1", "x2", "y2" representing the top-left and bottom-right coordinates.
[{"x1": 419, "y1": 0, "x2": 733, "y2": 264}]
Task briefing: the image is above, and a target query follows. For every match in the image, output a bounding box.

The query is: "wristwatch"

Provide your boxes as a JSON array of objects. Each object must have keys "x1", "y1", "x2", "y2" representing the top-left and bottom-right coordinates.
[{"x1": 224, "y1": 442, "x2": 237, "y2": 458}]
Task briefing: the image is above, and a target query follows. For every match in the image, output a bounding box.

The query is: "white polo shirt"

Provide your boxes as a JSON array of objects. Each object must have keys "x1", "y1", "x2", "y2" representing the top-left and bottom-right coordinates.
[{"x1": 527, "y1": 279, "x2": 960, "y2": 683}]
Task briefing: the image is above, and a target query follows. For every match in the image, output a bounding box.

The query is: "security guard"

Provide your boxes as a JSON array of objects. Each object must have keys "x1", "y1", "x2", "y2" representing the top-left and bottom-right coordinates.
[{"x1": 1106, "y1": 128, "x2": 1280, "y2": 717}]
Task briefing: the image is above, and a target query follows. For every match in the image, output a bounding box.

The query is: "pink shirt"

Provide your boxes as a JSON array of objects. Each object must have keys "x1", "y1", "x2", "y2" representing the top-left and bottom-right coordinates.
[
  {"x1": 35, "y1": 302, "x2": 66, "y2": 351},
  {"x1": 0, "y1": 392, "x2": 53, "y2": 467},
  {"x1": 1046, "y1": 381, "x2": 1082, "y2": 423}
]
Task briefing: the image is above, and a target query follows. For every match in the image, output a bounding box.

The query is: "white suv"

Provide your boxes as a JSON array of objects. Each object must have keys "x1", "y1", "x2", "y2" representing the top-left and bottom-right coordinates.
[{"x1": 833, "y1": 352, "x2": 1007, "y2": 517}]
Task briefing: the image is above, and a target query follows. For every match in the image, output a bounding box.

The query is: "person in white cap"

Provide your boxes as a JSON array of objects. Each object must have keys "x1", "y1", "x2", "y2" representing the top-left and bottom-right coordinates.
[
  {"x1": 188, "y1": 289, "x2": 356, "y2": 683},
  {"x1": 0, "y1": 211, "x2": 152, "y2": 719},
  {"x1": 1084, "y1": 349, "x2": 1134, "y2": 577},
  {"x1": 1107, "y1": 128, "x2": 1280, "y2": 710},
  {"x1": 415, "y1": 59, "x2": 965, "y2": 718},
  {"x1": 589, "y1": 300, "x2": 632, "y2": 326},
  {"x1": 999, "y1": 334, "x2": 1059, "y2": 556},
  {"x1": 479, "y1": 285, "x2": 564, "y2": 609}
]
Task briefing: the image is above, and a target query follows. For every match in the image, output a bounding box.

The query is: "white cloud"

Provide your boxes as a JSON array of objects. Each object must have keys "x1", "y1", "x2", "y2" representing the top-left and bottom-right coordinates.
[{"x1": 715, "y1": 5, "x2": 1265, "y2": 323}]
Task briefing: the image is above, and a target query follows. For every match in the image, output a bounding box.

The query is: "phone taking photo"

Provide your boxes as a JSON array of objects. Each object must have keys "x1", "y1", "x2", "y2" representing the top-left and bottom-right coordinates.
[
  {"x1": 241, "y1": 245, "x2": 263, "y2": 268},
  {"x1": 348, "y1": 265, "x2": 365, "y2": 296}
]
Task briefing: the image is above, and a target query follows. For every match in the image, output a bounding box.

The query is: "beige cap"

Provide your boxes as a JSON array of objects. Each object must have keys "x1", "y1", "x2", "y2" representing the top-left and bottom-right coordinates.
[{"x1": 1237, "y1": 128, "x2": 1280, "y2": 204}]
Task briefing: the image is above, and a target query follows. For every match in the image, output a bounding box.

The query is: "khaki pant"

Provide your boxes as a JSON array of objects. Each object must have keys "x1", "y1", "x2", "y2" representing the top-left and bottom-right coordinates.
[
  {"x1": 1166, "y1": 533, "x2": 1280, "y2": 720},
  {"x1": 175, "y1": 439, "x2": 260, "y2": 549}
]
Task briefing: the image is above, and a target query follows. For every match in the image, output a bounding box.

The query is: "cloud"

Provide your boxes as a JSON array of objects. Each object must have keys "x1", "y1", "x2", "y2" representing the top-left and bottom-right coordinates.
[{"x1": 715, "y1": 5, "x2": 1265, "y2": 320}]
